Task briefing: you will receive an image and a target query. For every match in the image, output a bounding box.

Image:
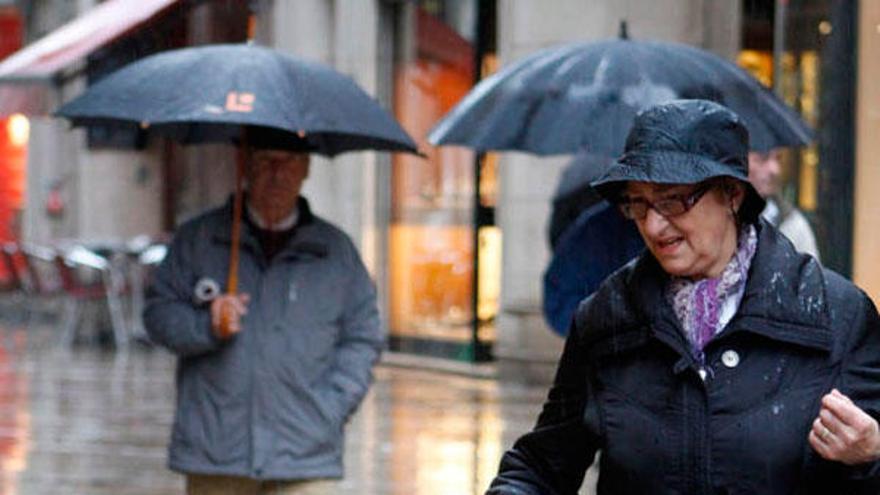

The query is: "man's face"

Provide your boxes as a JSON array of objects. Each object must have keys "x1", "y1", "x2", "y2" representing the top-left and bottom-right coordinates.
[
  {"x1": 245, "y1": 149, "x2": 310, "y2": 224},
  {"x1": 748, "y1": 149, "x2": 783, "y2": 198}
]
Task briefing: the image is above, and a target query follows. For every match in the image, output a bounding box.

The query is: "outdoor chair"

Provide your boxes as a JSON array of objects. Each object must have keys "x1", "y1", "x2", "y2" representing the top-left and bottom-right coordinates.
[
  {"x1": 0, "y1": 245, "x2": 19, "y2": 292},
  {"x1": 0, "y1": 243, "x2": 27, "y2": 321},
  {"x1": 54, "y1": 245, "x2": 129, "y2": 348},
  {"x1": 126, "y1": 242, "x2": 167, "y2": 342},
  {"x1": 0, "y1": 243, "x2": 24, "y2": 291},
  {"x1": 18, "y1": 243, "x2": 64, "y2": 325}
]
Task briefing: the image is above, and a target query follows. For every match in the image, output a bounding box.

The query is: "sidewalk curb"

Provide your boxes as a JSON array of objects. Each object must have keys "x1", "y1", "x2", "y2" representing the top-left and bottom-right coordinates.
[{"x1": 379, "y1": 351, "x2": 497, "y2": 379}]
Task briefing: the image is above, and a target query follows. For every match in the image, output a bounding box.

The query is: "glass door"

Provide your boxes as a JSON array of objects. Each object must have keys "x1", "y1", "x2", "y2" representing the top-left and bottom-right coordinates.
[{"x1": 389, "y1": 1, "x2": 497, "y2": 361}]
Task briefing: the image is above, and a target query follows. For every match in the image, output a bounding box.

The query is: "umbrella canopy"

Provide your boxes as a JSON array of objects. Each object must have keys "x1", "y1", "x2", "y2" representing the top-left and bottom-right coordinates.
[
  {"x1": 543, "y1": 201, "x2": 644, "y2": 336},
  {"x1": 552, "y1": 152, "x2": 611, "y2": 203},
  {"x1": 428, "y1": 36, "x2": 812, "y2": 155},
  {"x1": 548, "y1": 152, "x2": 610, "y2": 248},
  {"x1": 56, "y1": 43, "x2": 419, "y2": 156}
]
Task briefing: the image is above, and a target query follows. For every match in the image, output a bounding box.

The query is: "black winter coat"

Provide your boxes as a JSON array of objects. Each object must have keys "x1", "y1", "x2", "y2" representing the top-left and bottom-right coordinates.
[{"x1": 488, "y1": 222, "x2": 880, "y2": 494}]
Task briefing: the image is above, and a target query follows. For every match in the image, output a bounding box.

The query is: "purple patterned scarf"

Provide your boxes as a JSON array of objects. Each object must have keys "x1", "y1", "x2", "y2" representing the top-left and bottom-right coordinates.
[{"x1": 667, "y1": 225, "x2": 758, "y2": 359}]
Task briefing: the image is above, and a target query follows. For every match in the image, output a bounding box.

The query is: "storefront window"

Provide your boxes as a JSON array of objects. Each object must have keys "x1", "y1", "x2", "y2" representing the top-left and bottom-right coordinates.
[
  {"x1": 740, "y1": 0, "x2": 856, "y2": 274},
  {"x1": 389, "y1": 1, "x2": 497, "y2": 360}
]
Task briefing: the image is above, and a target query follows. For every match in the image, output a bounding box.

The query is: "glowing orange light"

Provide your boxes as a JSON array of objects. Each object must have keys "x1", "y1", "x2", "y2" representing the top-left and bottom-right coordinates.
[{"x1": 7, "y1": 113, "x2": 29, "y2": 147}]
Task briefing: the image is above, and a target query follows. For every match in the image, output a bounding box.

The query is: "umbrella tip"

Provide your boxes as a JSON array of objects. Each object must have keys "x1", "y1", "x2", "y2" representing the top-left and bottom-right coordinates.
[{"x1": 618, "y1": 20, "x2": 629, "y2": 40}]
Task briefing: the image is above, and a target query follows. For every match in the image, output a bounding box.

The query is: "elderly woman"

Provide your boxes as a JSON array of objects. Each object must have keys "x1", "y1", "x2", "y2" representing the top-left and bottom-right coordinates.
[{"x1": 487, "y1": 100, "x2": 880, "y2": 494}]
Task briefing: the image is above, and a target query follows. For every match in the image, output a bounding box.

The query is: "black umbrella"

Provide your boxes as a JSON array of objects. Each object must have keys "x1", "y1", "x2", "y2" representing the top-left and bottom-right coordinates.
[
  {"x1": 57, "y1": 43, "x2": 418, "y2": 156},
  {"x1": 56, "y1": 43, "x2": 419, "y2": 335},
  {"x1": 428, "y1": 31, "x2": 812, "y2": 155}
]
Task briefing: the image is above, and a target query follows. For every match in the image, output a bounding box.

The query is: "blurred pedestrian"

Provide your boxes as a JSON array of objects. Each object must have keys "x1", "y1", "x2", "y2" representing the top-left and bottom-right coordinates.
[
  {"x1": 547, "y1": 153, "x2": 614, "y2": 250},
  {"x1": 144, "y1": 136, "x2": 383, "y2": 495},
  {"x1": 487, "y1": 100, "x2": 880, "y2": 494},
  {"x1": 748, "y1": 147, "x2": 820, "y2": 260}
]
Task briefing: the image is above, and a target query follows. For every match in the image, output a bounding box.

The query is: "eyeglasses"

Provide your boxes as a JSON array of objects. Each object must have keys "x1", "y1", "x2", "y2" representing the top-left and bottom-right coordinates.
[{"x1": 617, "y1": 183, "x2": 712, "y2": 220}]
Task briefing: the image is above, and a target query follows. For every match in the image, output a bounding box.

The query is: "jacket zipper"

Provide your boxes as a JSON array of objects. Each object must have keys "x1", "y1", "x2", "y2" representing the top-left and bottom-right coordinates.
[
  {"x1": 249, "y1": 262, "x2": 268, "y2": 477},
  {"x1": 700, "y1": 378, "x2": 712, "y2": 495}
]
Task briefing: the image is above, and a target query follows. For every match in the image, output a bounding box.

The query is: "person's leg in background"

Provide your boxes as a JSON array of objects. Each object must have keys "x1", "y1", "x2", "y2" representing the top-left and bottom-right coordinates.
[
  {"x1": 186, "y1": 474, "x2": 260, "y2": 495},
  {"x1": 263, "y1": 479, "x2": 340, "y2": 495}
]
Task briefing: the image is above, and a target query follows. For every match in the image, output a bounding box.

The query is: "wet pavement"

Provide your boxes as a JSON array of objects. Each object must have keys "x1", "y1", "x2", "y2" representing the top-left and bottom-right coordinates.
[{"x1": 0, "y1": 319, "x2": 597, "y2": 495}]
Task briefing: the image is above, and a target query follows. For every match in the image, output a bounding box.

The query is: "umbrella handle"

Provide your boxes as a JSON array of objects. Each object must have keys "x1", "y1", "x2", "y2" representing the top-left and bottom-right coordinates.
[{"x1": 219, "y1": 148, "x2": 246, "y2": 337}]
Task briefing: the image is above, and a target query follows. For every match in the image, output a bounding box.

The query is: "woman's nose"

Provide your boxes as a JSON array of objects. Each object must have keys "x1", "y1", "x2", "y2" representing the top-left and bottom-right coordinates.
[{"x1": 642, "y1": 206, "x2": 668, "y2": 234}]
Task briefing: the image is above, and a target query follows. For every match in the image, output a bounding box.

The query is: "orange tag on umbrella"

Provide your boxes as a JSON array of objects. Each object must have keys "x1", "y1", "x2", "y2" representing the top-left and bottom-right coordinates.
[{"x1": 225, "y1": 92, "x2": 255, "y2": 112}]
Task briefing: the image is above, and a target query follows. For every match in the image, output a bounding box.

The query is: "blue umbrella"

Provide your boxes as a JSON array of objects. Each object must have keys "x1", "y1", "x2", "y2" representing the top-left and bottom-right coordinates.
[
  {"x1": 543, "y1": 200, "x2": 644, "y2": 336},
  {"x1": 548, "y1": 152, "x2": 612, "y2": 248}
]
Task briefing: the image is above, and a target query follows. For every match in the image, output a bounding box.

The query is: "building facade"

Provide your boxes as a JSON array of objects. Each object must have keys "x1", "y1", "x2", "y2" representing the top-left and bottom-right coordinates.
[{"x1": 1, "y1": 0, "x2": 877, "y2": 364}]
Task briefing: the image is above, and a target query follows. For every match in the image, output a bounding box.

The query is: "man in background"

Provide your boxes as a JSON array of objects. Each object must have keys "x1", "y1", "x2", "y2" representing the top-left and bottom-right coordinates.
[
  {"x1": 748, "y1": 148, "x2": 820, "y2": 260},
  {"x1": 145, "y1": 139, "x2": 382, "y2": 495}
]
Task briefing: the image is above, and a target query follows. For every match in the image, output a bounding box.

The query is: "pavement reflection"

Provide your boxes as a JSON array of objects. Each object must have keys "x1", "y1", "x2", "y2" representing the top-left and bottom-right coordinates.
[{"x1": 0, "y1": 322, "x2": 595, "y2": 494}]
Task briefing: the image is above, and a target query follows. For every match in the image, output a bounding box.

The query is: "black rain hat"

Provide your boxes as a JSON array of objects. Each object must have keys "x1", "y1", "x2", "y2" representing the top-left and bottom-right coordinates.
[{"x1": 592, "y1": 99, "x2": 765, "y2": 223}]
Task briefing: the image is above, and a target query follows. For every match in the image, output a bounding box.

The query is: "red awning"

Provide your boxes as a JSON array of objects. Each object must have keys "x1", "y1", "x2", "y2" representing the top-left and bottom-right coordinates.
[{"x1": 0, "y1": 0, "x2": 180, "y2": 116}]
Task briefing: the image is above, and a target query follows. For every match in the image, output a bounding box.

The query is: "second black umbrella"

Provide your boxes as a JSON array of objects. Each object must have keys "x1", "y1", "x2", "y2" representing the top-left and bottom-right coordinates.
[{"x1": 428, "y1": 35, "x2": 811, "y2": 155}]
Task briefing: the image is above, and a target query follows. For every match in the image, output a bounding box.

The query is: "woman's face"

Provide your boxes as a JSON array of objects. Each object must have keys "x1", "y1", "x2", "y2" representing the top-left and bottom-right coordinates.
[{"x1": 622, "y1": 181, "x2": 744, "y2": 279}]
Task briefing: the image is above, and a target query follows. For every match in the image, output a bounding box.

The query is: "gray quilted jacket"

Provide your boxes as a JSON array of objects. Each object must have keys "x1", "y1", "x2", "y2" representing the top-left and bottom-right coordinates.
[{"x1": 144, "y1": 197, "x2": 382, "y2": 480}]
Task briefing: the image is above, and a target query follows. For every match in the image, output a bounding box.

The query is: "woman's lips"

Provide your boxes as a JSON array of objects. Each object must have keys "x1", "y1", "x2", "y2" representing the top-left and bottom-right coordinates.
[{"x1": 653, "y1": 237, "x2": 683, "y2": 256}]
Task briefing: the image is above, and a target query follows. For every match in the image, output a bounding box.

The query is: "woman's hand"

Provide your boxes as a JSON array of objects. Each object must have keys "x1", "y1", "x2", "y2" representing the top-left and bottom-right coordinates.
[
  {"x1": 210, "y1": 293, "x2": 250, "y2": 339},
  {"x1": 809, "y1": 389, "x2": 880, "y2": 465}
]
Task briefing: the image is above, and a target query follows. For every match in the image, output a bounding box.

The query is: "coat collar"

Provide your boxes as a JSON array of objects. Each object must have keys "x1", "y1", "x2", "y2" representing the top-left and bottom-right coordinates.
[
  {"x1": 731, "y1": 219, "x2": 830, "y2": 350},
  {"x1": 580, "y1": 219, "x2": 832, "y2": 357},
  {"x1": 210, "y1": 196, "x2": 328, "y2": 260}
]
